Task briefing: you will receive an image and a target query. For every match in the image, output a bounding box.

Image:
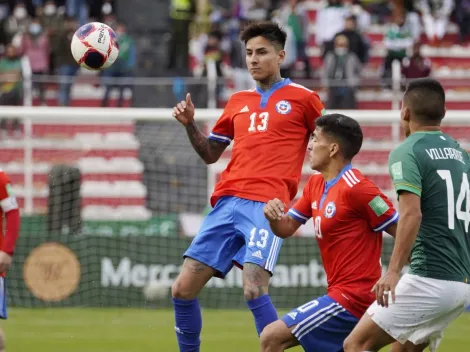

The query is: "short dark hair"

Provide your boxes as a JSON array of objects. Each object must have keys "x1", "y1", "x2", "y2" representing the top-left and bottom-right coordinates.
[
  {"x1": 315, "y1": 114, "x2": 363, "y2": 160},
  {"x1": 240, "y1": 21, "x2": 287, "y2": 49},
  {"x1": 404, "y1": 78, "x2": 445, "y2": 123}
]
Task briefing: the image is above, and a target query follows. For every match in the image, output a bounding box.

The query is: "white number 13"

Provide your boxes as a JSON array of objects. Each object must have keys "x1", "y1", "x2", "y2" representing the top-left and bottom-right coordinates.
[
  {"x1": 248, "y1": 227, "x2": 269, "y2": 249},
  {"x1": 248, "y1": 112, "x2": 269, "y2": 133}
]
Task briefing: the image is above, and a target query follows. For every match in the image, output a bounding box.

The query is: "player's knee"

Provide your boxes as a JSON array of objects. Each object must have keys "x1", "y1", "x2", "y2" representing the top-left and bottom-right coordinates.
[
  {"x1": 343, "y1": 335, "x2": 361, "y2": 352},
  {"x1": 171, "y1": 276, "x2": 197, "y2": 300},
  {"x1": 242, "y1": 263, "x2": 270, "y2": 300},
  {"x1": 260, "y1": 323, "x2": 280, "y2": 350}
]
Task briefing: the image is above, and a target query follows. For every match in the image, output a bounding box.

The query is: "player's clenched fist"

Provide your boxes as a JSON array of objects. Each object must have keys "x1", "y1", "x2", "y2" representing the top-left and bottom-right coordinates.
[
  {"x1": 264, "y1": 198, "x2": 285, "y2": 221},
  {"x1": 172, "y1": 93, "x2": 195, "y2": 126}
]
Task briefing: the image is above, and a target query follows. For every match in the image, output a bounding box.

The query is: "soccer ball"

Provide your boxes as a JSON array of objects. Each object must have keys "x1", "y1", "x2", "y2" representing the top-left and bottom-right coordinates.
[{"x1": 71, "y1": 22, "x2": 119, "y2": 71}]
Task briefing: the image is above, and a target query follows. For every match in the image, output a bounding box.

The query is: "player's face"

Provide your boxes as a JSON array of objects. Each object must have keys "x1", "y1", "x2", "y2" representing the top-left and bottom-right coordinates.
[
  {"x1": 307, "y1": 128, "x2": 333, "y2": 171},
  {"x1": 245, "y1": 36, "x2": 284, "y2": 82},
  {"x1": 400, "y1": 101, "x2": 411, "y2": 137}
]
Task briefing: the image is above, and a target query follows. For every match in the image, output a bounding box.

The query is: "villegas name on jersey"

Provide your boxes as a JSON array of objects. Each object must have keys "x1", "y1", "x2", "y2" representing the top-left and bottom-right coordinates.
[{"x1": 425, "y1": 147, "x2": 466, "y2": 165}]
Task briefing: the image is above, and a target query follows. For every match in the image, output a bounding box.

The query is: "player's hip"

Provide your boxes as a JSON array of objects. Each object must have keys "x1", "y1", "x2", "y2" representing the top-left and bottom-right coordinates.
[{"x1": 211, "y1": 183, "x2": 297, "y2": 206}]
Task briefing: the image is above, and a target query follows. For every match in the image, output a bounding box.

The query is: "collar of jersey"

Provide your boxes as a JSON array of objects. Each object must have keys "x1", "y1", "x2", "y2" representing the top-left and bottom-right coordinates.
[
  {"x1": 413, "y1": 131, "x2": 443, "y2": 135},
  {"x1": 320, "y1": 163, "x2": 352, "y2": 208},
  {"x1": 256, "y1": 78, "x2": 291, "y2": 108}
]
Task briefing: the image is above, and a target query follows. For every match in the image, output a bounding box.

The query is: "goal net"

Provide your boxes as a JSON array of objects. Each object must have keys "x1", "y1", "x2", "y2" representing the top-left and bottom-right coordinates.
[{"x1": 4, "y1": 107, "x2": 470, "y2": 310}]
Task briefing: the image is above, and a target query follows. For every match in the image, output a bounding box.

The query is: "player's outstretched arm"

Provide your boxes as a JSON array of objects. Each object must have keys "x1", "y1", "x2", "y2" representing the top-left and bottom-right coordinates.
[
  {"x1": 264, "y1": 199, "x2": 301, "y2": 239},
  {"x1": 172, "y1": 93, "x2": 227, "y2": 164}
]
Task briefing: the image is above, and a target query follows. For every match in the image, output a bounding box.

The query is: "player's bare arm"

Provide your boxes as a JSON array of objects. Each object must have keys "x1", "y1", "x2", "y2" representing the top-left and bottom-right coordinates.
[
  {"x1": 373, "y1": 191, "x2": 421, "y2": 307},
  {"x1": 264, "y1": 198, "x2": 301, "y2": 238},
  {"x1": 384, "y1": 222, "x2": 397, "y2": 238},
  {"x1": 172, "y1": 93, "x2": 228, "y2": 164}
]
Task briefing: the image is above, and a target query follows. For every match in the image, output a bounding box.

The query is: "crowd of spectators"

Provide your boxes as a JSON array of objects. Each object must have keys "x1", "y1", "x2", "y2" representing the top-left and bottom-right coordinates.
[{"x1": 169, "y1": 0, "x2": 469, "y2": 109}]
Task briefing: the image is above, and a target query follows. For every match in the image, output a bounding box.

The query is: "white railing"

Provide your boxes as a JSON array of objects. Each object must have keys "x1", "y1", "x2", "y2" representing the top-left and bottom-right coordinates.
[{"x1": 1, "y1": 106, "x2": 469, "y2": 215}]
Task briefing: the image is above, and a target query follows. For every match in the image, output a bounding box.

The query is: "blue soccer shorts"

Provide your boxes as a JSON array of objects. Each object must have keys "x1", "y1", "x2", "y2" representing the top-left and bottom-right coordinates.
[
  {"x1": 281, "y1": 295, "x2": 358, "y2": 352},
  {"x1": 0, "y1": 277, "x2": 7, "y2": 319},
  {"x1": 184, "y1": 196, "x2": 283, "y2": 277}
]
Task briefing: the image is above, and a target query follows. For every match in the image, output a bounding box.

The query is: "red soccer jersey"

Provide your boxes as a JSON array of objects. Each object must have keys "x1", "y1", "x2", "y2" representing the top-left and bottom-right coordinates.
[
  {"x1": 209, "y1": 79, "x2": 324, "y2": 207},
  {"x1": 287, "y1": 165, "x2": 398, "y2": 318},
  {"x1": 0, "y1": 171, "x2": 19, "y2": 277}
]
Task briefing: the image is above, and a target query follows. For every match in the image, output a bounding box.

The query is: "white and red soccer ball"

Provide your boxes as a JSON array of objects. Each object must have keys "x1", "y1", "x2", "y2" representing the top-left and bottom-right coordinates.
[{"x1": 71, "y1": 22, "x2": 119, "y2": 71}]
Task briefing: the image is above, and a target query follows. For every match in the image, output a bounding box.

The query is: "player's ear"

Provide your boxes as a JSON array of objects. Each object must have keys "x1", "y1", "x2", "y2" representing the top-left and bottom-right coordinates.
[
  {"x1": 278, "y1": 49, "x2": 285, "y2": 66},
  {"x1": 329, "y1": 143, "x2": 339, "y2": 158}
]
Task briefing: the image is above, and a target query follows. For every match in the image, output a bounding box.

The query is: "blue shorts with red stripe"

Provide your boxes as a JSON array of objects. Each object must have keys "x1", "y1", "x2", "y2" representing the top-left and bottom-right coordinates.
[{"x1": 281, "y1": 295, "x2": 358, "y2": 352}]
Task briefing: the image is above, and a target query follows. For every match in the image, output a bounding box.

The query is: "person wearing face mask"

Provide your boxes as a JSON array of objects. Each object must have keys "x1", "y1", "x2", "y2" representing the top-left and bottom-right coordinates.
[
  {"x1": 3, "y1": 4, "x2": 30, "y2": 45},
  {"x1": 0, "y1": 44, "x2": 22, "y2": 138},
  {"x1": 19, "y1": 18, "x2": 50, "y2": 105},
  {"x1": 322, "y1": 35, "x2": 361, "y2": 109},
  {"x1": 40, "y1": 0, "x2": 63, "y2": 74}
]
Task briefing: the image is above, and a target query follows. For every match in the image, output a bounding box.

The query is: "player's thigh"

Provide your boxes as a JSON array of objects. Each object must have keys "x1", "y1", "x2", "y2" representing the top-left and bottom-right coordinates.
[
  {"x1": 366, "y1": 274, "x2": 469, "y2": 349},
  {"x1": 172, "y1": 258, "x2": 217, "y2": 299},
  {"x1": 281, "y1": 295, "x2": 358, "y2": 352},
  {"x1": 232, "y1": 199, "x2": 283, "y2": 275},
  {"x1": 343, "y1": 309, "x2": 396, "y2": 352},
  {"x1": 260, "y1": 320, "x2": 299, "y2": 351},
  {"x1": 184, "y1": 196, "x2": 245, "y2": 277}
]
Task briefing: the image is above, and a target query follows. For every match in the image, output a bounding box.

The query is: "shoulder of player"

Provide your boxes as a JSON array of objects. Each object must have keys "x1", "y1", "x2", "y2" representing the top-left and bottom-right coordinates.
[
  {"x1": 340, "y1": 168, "x2": 369, "y2": 190},
  {"x1": 287, "y1": 83, "x2": 320, "y2": 100},
  {"x1": 230, "y1": 89, "x2": 257, "y2": 99}
]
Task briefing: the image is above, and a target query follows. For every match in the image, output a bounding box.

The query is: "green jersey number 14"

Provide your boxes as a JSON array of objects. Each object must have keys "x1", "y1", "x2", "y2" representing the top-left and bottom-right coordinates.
[{"x1": 437, "y1": 170, "x2": 470, "y2": 233}]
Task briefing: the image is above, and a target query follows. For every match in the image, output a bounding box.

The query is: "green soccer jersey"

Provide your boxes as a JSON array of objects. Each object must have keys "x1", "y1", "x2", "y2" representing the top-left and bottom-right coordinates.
[{"x1": 389, "y1": 131, "x2": 470, "y2": 283}]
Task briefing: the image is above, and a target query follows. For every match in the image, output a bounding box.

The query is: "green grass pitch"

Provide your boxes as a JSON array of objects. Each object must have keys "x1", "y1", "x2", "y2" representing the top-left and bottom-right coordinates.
[{"x1": 4, "y1": 309, "x2": 469, "y2": 351}]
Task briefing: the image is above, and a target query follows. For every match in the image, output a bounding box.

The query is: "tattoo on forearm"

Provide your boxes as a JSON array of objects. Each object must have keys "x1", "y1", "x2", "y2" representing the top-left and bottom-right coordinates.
[{"x1": 185, "y1": 122, "x2": 222, "y2": 163}]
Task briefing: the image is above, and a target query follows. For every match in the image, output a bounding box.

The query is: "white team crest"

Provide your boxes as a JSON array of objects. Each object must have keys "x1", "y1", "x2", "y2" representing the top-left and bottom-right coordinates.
[
  {"x1": 275, "y1": 100, "x2": 291, "y2": 114},
  {"x1": 324, "y1": 202, "x2": 336, "y2": 218}
]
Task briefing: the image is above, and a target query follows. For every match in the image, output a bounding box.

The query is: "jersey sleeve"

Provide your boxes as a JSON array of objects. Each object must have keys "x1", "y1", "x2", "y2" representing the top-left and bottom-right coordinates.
[
  {"x1": 304, "y1": 91, "x2": 325, "y2": 133},
  {"x1": 388, "y1": 144, "x2": 422, "y2": 198},
  {"x1": 349, "y1": 179, "x2": 399, "y2": 232},
  {"x1": 209, "y1": 97, "x2": 235, "y2": 145},
  {"x1": 0, "y1": 172, "x2": 18, "y2": 213},
  {"x1": 287, "y1": 177, "x2": 313, "y2": 224}
]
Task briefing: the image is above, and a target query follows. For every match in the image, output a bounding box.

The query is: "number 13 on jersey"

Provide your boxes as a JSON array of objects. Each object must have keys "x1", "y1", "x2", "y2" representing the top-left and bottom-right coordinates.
[{"x1": 248, "y1": 112, "x2": 269, "y2": 133}]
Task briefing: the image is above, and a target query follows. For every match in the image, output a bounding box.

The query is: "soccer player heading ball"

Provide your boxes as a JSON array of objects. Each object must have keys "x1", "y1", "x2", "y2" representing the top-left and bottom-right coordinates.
[
  {"x1": 345, "y1": 78, "x2": 470, "y2": 352},
  {"x1": 171, "y1": 21, "x2": 325, "y2": 351},
  {"x1": 260, "y1": 114, "x2": 398, "y2": 352}
]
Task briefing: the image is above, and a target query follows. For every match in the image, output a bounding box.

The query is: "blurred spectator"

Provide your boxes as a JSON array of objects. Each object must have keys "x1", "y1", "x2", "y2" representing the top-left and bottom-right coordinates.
[
  {"x1": 401, "y1": 42, "x2": 431, "y2": 81},
  {"x1": 456, "y1": 0, "x2": 470, "y2": 44},
  {"x1": 236, "y1": 0, "x2": 271, "y2": 21},
  {"x1": 360, "y1": 0, "x2": 391, "y2": 24},
  {"x1": 167, "y1": 0, "x2": 196, "y2": 75},
  {"x1": 19, "y1": 17, "x2": 50, "y2": 105},
  {"x1": 322, "y1": 35, "x2": 361, "y2": 109},
  {"x1": 101, "y1": 21, "x2": 135, "y2": 107},
  {"x1": 282, "y1": 0, "x2": 310, "y2": 78},
  {"x1": 315, "y1": 0, "x2": 348, "y2": 49},
  {"x1": 66, "y1": 0, "x2": 88, "y2": 26},
  {"x1": 271, "y1": 10, "x2": 296, "y2": 78},
  {"x1": 4, "y1": 3, "x2": 30, "y2": 47},
  {"x1": 40, "y1": 0, "x2": 65, "y2": 74},
  {"x1": 329, "y1": 15, "x2": 370, "y2": 64},
  {"x1": 229, "y1": 19, "x2": 255, "y2": 91},
  {"x1": 382, "y1": 13, "x2": 413, "y2": 86},
  {"x1": 401, "y1": 1, "x2": 421, "y2": 41},
  {"x1": 202, "y1": 29, "x2": 224, "y2": 98},
  {"x1": 343, "y1": 0, "x2": 371, "y2": 31},
  {"x1": 55, "y1": 16, "x2": 78, "y2": 106},
  {"x1": 0, "y1": 44, "x2": 22, "y2": 138},
  {"x1": 415, "y1": 0, "x2": 454, "y2": 45}
]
